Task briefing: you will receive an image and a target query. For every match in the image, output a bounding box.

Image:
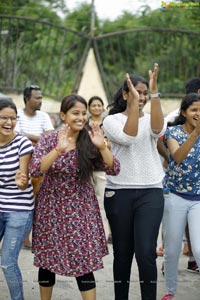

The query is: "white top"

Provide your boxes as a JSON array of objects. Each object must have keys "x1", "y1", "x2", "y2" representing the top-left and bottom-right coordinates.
[
  {"x1": 103, "y1": 113, "x2": 167, "y2": 189},
  {"x1": 15, "y1": 108, "x2": 54, "y2": 135},
  {"x1": 165, "y1": 108, "x2": 179, "y2": 123}
]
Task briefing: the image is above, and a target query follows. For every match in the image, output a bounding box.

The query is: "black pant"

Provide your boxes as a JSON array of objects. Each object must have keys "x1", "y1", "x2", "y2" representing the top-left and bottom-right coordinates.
[
  {"x1": 38, "y1": 268, "x2": 96, "y2": 291},
  {"x1": 104, "y1": 188, "x2": 164, "y2": 300}
]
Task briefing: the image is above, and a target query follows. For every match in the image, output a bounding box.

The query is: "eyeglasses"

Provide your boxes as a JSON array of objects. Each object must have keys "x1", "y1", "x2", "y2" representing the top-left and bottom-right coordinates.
[{"x1": 0, "y1": 115, "x2": 19, "y2": 123}]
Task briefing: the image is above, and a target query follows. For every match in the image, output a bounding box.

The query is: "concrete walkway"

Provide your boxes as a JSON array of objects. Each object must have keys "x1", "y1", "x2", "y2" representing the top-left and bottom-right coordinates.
[{"x1": 0, "y1": 243, "x2": 199, "y2": 300}]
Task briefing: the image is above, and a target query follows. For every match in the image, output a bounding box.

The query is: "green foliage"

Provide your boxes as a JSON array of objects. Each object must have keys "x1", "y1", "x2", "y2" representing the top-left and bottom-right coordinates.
[
  {"x1": 0, "y1": 0, "x2": 63, "y2": 23},
  {"x1": 93, "y1": 1, "x2": 200, "y2": 99},
  {"x1": 64, "y1": 3, "x2": 91, "y2": 33},
  {"x1": 0, "y1": 0, "x2": 199, "y2": 100}
]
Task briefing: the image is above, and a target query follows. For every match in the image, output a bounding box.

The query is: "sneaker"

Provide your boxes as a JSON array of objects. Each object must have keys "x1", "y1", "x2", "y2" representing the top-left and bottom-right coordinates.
[
  {"x1": 161, "y1": 294, "x2": 175, "y2": 300},
  {"x1": 187, "y1": 261, "x2": 199, "y2": 273}
]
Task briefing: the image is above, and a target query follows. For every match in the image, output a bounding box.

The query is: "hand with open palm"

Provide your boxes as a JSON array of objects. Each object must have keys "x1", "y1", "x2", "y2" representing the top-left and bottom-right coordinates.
[{"x1": 149, "y1": 63, "x2": 159, "y2": 93}]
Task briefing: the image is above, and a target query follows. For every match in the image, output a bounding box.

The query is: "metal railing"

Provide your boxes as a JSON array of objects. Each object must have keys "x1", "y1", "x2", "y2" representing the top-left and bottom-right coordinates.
[
  {"x1": 0, "y1": 15, "x2": 199, "y2": 102},
  {"x1": 94, "y1": 28, "x2": 200, "y2": 100},
  {"x1": 0, "y1": 15, "x2": 88, "y2": 99}
]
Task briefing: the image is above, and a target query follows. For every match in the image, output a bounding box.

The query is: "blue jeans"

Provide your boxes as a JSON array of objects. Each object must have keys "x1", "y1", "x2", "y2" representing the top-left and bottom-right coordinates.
[
  {"x1": 162, "y1": 192, "x2": 200, "y2": 295},
  {"x1": 0, "y1": 211, "x2": 33, "y2": 300}
]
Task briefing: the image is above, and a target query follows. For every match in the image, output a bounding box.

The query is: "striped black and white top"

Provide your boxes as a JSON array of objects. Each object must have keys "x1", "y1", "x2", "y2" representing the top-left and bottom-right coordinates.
[{"x1": 0, "y1": 134, "x2": 34, "y2": 212}]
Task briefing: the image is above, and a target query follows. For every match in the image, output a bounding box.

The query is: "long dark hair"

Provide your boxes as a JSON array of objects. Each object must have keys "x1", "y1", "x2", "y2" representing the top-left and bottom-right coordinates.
[
  {"x1": 60, "y1": 94, "x2": 102, "y2": 183},
  {"x1": 168, "y1": 93, "x2": 200, "y2": 126},
  {"x1": 108, "y1": 76, "x2": 148, "y2": 115}
]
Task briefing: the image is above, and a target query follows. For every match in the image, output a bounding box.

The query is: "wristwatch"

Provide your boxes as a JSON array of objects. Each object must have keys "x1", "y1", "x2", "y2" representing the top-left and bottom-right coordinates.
[{"x1": 150, "y1": 93, "x2": 161, "y2": 98}]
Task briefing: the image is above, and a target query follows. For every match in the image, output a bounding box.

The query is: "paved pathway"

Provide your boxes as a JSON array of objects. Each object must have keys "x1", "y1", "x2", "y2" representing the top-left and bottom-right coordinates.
[{"x1": 0, "y1": 244, "x2": 199, "y2": 300}]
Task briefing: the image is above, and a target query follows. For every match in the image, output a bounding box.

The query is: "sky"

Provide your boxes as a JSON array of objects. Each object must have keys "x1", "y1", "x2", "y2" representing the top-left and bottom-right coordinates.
[{"x1": 66, "y1": 0, "x2": 162, "y2": 20}]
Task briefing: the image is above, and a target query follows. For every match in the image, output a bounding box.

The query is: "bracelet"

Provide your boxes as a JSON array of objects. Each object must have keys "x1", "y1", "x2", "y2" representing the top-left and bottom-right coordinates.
[
  {"x1": 98, "y1": 139, "x2": 108, "y2": 151},
  {"x1": 150, "y1": 93, "x2": 161, "y2": 98}
]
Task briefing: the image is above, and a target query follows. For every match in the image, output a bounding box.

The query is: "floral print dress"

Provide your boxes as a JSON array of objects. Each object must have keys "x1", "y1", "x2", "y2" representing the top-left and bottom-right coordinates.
[{"x1": 29, "y1": 131, "x2": 120, "y2": 277}]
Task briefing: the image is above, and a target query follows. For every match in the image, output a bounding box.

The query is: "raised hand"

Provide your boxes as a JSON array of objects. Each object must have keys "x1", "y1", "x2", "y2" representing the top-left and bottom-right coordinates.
[
  {"x1": 194, "y1": 118, "x2": 200, "y2": 136},
  {"x1": 149, "y1": 63, "x2": 159, "y2": 93},
  {"x1": 56, "y1": 124, "x2": 72, "y2": 152},
  {"x1": 126, "y1": 73, "x2": 139, "y2": 103},
  {"x1": 15, "y1": 169, "x2": 28, "y2": 190},
  {"x1": 88, "y1": 122, "x2": 105, "y2": 149}
]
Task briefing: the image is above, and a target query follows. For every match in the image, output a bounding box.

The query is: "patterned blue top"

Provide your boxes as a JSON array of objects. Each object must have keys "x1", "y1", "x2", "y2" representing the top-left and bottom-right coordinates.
[{"x1": 164, "y1": 125, "x2": 200, "y2": 197}]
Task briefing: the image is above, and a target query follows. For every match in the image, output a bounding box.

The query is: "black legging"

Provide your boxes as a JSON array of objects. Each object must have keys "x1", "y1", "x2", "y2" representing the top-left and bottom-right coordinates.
[
  {"x1": 104, "y1": 188, "x2": 164, "y2": 300},
  {"x1": 38, "y1": 268, "x2": 96, "y2": 291}
]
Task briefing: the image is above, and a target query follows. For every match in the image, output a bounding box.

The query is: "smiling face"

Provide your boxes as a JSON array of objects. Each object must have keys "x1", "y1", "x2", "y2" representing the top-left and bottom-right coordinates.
[
  {"x1": 134, "y1": 82, "x2": 148, "y2": 111},
  {"x1": 60, "y1": 100, "x2": 87, "y2": 133},
  {"x1": 123, "y1": 81, "x2": 148, "y2": 113},
  {"x1": 88, "y1": 99, "x2": 104, "y2": 117},
  {"x1": 0, "y1": 107, "x2": 18, "y2": 138},
  {"x1": 182, "y1": 101, "x2": 200, "y2": 129}
]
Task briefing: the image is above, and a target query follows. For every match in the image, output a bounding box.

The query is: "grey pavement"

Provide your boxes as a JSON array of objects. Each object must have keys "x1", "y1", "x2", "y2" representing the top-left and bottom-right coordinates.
[{"x1": 0, "y1": 243, "x2": 200, "y2": 300}]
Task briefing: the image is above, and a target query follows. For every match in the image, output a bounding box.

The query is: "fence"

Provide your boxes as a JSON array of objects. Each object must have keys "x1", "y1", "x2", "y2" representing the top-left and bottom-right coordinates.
[{"x1": 0, "y1": 15, "x2": 199, "y2": 102}]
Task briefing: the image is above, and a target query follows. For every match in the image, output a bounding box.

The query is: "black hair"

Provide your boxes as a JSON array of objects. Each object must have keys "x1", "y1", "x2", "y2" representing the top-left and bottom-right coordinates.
[
  {"x1": 185, "y1": 77, "x2": 200, "y2": 94},
  {"x1": 23, "y1": 85, "x2": 40, "y2": 104},
  {"x1": 108, "y1": 75, "x2": 149, "y2": 115},
  {"x1": 60, "y1": 94, "x2": 87, "y2": 114},
  {"x1": 0, "y1": 98, "x2": 17, "y2": 114},
  {"x1": 60, "y1": 94, "x2": 103, "y2": 183},
  {"x1": 168, "y1": 93, "x2": 200, "y2": 126},
  {"x1": 88, "y1": 96, "x2": 104, "y2": 107}
]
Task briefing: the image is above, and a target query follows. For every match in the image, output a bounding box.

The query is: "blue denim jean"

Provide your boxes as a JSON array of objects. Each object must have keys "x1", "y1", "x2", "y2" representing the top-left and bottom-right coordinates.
[
  {"x1": 162, "y1": 192, "x2": 200, "y2": 295},
  {"x1": 0, "y1": 210, "x2": 33, "y2": 300}
]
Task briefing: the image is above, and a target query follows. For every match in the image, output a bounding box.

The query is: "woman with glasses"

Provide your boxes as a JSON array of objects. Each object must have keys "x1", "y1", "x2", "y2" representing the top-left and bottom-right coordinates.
[{"x1": 0, "y1": 99, "x2": 34, "y2": 300}]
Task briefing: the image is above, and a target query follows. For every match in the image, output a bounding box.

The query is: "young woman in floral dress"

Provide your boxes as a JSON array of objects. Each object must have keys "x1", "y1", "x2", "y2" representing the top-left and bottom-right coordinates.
[{"x1": 29, "y1": 94, "x2": 120, "y2": 300}]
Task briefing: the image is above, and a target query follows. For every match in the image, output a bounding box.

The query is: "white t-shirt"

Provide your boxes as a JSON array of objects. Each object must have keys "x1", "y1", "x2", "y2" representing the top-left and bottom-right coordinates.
[
  {"x1": 103, "y1": 113, "x2": 167, "y2": 189},
  {"x1": 15, "y1": 108, "x2": 54, "y2": 135}
]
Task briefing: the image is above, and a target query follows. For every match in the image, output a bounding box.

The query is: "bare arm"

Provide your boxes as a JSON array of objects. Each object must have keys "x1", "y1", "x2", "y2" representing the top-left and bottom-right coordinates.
[
  {"x1": 167, "y1": 130, "x2": 199, "y2": 164},
  {"x1": 88, "y1": 122, "x2": 114, "y2": 167},
  {"x1": 123, "y1": 73, "x2": 139, "y2": 136},
  {"x1": 149, "y1": 63, "x2": 164, "y2": 133},
  {"x1": 97, "y1": 145, "x2": 114, "y2": 167},
  {"x1": 167, "y1": 119, "x2": 200, "y2": 163},
  {"x1": 15, "y1": 153, "x2": 32, "y2": 190},
  {"x1": 157, "y1": 138, "x2": 169, "y2": 162}
]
